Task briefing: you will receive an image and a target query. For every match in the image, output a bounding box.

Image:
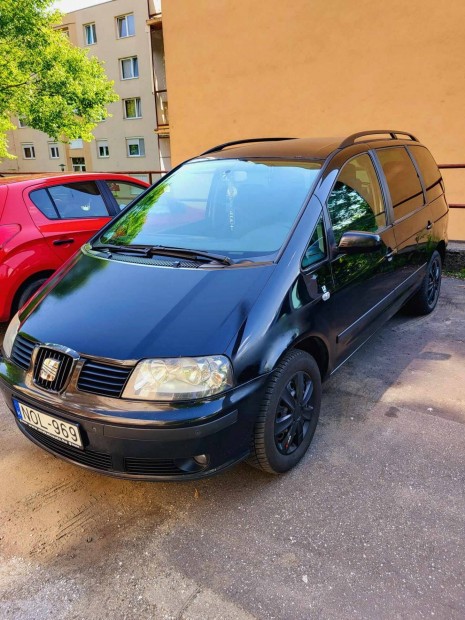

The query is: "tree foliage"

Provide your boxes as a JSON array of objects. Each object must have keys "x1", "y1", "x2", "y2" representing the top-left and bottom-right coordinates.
[{"x1": 0, "y1": 0, "x2": 118, "y2": 159}]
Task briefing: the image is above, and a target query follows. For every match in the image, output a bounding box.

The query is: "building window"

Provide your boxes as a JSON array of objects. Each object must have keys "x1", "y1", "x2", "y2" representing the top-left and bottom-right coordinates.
[
  {"x1": 84, "y1": 23, "x2": 97, "y2": 45},
  {"x1": 116, "y1": 14, "x2": 135, "y2": 38},
  {"x1": 49, "y1": 143, "x2": 60, "y2": 159},
  {"x1": 124, "y1": 98, "x2": 142, "y2": 119},
  {"x1": 58, "y1": 27, "x2": 69, "y2": 37},
  {"x1": 126, "y1": 138, "x2": 145, "y2": 158},
  {"x1": 120, "y1": 56, "x2": 139, "y2": 80},
  {"x1": 97, "y1": 139, "x2": 110, "y2": 158},
  {"x1": 22, "y1": 144, "x2": 36, "y2": 159},
  {"x1": 69, "y1": 139, "x2": 83, "y2": 149},
  {"x1": 71, "y1": 157, "x2": 86, "y2": 172}
]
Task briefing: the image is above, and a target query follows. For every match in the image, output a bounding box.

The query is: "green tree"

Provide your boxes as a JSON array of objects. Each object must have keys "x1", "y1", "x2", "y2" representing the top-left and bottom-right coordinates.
[{"x1": 0, "y1": 0, "x2": 118, "y2": 159}]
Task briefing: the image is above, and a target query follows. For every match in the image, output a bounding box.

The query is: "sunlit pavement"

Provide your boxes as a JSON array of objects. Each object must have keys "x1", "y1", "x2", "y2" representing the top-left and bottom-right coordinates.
[{"x1": 0, "y1": 278, "x2": 464, "y2": 619}]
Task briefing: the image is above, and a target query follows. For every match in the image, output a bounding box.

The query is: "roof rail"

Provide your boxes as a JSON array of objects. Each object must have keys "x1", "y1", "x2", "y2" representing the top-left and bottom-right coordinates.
[
  {"x1": 200, "y1": 137, "x2": 296, "y2": 156},
  {"x1": 340, "y1": 130, "x2": 419, "y2": 149}
]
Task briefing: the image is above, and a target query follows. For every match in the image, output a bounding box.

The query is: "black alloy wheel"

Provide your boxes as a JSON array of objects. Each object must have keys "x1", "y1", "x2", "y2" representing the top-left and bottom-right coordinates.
[
  {"x1": 248, "y1": 349, "x2": 321, "y2": 474},
  {"x1": 427, "y1": 255, "x2": 441, "y2": 308},
  {"x1": 405, "y1": 249, "x2": 442, "y2": 316},
  {"x1": 274, "y1": 371, "x2": 315, "y2": 455}
]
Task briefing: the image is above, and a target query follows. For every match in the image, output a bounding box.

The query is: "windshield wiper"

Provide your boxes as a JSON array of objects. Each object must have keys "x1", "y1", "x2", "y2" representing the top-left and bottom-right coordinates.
[
  {"x1": 92, "y1": 243, "x2": 232, "y2": 265},
  {"x1": 92, "y1": 243, "x2": 151, "y2": 256},
  {"x1": 148, "y1": 245, "x2": 232, "y2": 265}
]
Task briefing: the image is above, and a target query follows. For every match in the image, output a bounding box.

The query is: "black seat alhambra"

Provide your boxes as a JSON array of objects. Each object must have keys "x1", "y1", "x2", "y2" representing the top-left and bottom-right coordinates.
[{"x1": 0, "y1": 130, "x2": 448, "y2": 480}]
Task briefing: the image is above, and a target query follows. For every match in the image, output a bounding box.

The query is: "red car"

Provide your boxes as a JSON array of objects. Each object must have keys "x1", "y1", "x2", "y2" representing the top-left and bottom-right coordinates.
[{"x1": 0, "y1": 173, "x2": 149, "y2": 322}]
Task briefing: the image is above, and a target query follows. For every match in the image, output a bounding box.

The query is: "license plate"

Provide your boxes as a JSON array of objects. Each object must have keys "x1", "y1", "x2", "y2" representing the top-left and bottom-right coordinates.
[{"x1": 13, "y1": 400, "x2": 83, "y2": 449}]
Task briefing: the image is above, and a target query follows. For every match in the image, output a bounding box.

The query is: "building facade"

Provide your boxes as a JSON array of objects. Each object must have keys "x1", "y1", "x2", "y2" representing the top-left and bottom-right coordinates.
[
  {"x1": 161, "y1": 0, "x2": 465, "y2": 241},
  {"x1": 0, "y1": 0, "x2": 169, "y2": 185},
  {"x1": 2, "y1": 0, "x2": 465, "y2": 240}
]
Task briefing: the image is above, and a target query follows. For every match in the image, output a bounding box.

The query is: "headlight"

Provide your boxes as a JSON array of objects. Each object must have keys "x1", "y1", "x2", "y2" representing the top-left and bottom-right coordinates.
[
  {"x1": 3, "y1": 312, "x2": 20, "y2": 358},
  {"x1": 122, "y1": 355, "x2": 234, "y2": 401}
]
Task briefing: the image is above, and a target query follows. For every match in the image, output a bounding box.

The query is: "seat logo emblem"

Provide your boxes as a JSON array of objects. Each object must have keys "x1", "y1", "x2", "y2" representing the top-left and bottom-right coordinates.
[{"x1": 39, "y1": 358, "x2": 61, "y2": 382}]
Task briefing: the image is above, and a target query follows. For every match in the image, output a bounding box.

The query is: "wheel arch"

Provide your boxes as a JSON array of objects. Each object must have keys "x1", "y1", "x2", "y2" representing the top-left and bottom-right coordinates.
[
  {"x1": 11, "y1": 269, "x2": 55, "y2": 316},
  {"x1": 436, "y1": 240, "x2": 446, "y2": 264},
  {"x1": 291, "y1": 335, "x2": 330, "y2": 381}
]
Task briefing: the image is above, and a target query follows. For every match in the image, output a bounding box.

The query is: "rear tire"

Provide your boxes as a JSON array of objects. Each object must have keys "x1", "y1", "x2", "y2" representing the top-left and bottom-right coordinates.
[
  {"x1": 405, "y1": 250, "x2": 442, "y2": 316},
  {"x1": 247, "y1": 350, "x2": 321, "y2": 474},
  {"x1": 15, "y1": 277, "x2": 48, "y2": 313}
]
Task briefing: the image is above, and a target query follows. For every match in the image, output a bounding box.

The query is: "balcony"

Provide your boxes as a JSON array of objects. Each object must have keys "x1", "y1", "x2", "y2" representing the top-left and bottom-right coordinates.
[{"x1": 155, "y1": 89, "x2": 169, "y2": 136}]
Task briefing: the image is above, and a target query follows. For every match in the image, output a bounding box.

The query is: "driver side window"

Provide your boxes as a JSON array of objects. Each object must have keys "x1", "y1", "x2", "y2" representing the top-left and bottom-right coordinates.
[{"x1": 327, "y1": 154, "x2": 386, "y2": 244}]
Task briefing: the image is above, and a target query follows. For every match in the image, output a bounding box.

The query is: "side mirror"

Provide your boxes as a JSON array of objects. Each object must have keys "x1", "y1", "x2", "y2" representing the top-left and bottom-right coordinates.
[{"x1": 337, "y1": 231, "x2": 382, "y2": 255}]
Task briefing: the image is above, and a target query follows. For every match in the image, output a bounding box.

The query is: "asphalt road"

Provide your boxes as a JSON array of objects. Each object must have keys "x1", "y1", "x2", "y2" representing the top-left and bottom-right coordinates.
[{"x1": 0, "y1": 278, "x2": 464, "y2": 619}]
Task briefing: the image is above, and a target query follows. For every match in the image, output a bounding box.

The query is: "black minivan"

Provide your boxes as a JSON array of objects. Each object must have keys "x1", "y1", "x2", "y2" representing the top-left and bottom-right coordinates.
[{"x1": 0, "y1": 130, "x2": 448, "y2": 479}]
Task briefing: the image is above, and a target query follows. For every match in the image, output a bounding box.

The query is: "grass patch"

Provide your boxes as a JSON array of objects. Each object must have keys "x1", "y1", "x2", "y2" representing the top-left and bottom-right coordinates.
[{"x1": 444, "y1": 268, "x2": 465, "y2": 280}]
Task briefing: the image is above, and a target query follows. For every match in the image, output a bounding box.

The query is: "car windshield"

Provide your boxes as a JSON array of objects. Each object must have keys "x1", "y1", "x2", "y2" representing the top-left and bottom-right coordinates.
[{"x1": 97, "y1": 158, "x2": 321, "y2": 262}]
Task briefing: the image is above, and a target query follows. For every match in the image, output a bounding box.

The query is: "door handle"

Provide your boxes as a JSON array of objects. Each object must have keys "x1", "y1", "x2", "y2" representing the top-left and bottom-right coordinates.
[
  {"x1": 426, "y1": 221, "x2": 433, "y2": 230},
  {"x1": 53, "y1": 238, "x2": 75, "y2": 246}
]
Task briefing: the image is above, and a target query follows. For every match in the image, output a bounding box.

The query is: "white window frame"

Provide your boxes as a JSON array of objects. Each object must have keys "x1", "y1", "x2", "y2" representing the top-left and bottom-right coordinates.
[
  {"x1": 84, "y1": 22, "x2": 97, "y2": 45},
  {"x1": 97, "y1": 139, "x2": 110, "y2": 158},
  {"x1": 120, "y1": 56, "x2": 139, "y2": 80},
  {"x1": 123, "y1": 97, "x2": 142, "y2": 119},
  {"x1": 126, "y1": 137, "x2": 145, "y2": 158},
  {"x1": 71, "y1": 157, "x2": 86, "y2": 172},
  {"x1": 116, "y1": 13, "x2": 135, "y2": 38},
  {"x1": 48, "y1": 142, "x2": 60, "y2": 159},
  {"x1": 69, "y1": 139, "x2": 83, "y2": 149},
  {"x1": 22, "y1": 143, "x2": 36, "y2": 159}
]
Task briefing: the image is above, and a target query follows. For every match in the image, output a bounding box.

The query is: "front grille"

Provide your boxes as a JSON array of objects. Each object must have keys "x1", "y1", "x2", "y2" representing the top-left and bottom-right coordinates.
[
  {"x1": 124, "y1": 457, "x2": 186, "y2": 476},
  {"x1": 77, "y1": 360, "x2": 132, "y2": 398},
  {"x1": 24, "y1": 425, "x2": 113, "y2": 470},
  {"x1": 11, "y1": 335, "x2": 36, "y2": 370},
  {"x1": 33, "y1": 347, "x2": 74, "y2": 392}
]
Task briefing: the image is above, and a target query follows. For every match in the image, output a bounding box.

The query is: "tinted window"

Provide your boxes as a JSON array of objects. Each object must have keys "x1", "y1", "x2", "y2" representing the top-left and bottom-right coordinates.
[
  {"x1": 302, "y1": 212, "x2": 326, "y2": 269},
  {"x1": 30, "y1": 188, "x2": 58, "y2": 219},
  {"x1": 377, "y1": 147, "x2": 424, "y2": 220},
  {"x1": 48, "y1": 182, "x2": 108, "y2": 219},
  {"x1": 408, "y1": 146, "x2": 443, "y2": 202},
  {"x1": 104, "y1": 181, "x2": 146, "y2": 210},
  {"x1": 99, "y1": 159, "x2": 321, "y2": 262},
  {"x1": 327, "y1": 153, "x2": 386, "y2": 244}
]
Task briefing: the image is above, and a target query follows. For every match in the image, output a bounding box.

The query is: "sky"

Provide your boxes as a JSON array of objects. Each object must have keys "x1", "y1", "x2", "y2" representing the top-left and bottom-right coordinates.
[{"x1": 52, "y1": 0, "x2": 108, "y2": 13}]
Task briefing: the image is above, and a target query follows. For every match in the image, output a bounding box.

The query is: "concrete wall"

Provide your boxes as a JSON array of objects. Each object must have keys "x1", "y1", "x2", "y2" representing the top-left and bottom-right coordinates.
[{"x1": 162, "y1": 0, "x2": 465, "y2": 240}]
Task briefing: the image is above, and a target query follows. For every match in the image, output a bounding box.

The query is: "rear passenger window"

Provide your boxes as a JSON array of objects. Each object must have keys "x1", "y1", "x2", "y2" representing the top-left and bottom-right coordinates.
[
  {"x1": 408, "y1": 146, "x2": 443, "y2": 202},
  {"x1": 29, "y1": 188, "x2": 58, "y2": 219},
  {"x1": 30, "y1": 182, "x2": 109, "y2": 220},
  {"x1": 377, "y1": 147, "x2": 424, "y2": 220},
  {"x1": 48, "y1": 182, "x2": 108, "y2": 218},
  {"x1": 327, "y1": 153, "x2": 386, "y2": 244}
]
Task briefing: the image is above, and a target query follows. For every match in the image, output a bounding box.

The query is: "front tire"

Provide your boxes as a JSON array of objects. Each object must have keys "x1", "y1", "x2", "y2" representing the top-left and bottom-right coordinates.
[
  {"x1": 405, "y1": 250, "x2": 442, "y2": 316},
  {"x1": 248, "y1": 350, "x2": 321, "y2": 474}
]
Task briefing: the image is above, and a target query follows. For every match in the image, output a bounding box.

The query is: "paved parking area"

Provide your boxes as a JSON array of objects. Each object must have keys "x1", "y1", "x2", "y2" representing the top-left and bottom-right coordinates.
[{"x1": 0, "y1": 277, "x2": 464, "y2": 619}]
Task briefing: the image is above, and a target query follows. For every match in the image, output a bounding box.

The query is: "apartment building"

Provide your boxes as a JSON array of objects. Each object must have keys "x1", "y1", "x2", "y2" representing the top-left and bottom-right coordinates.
[{"x1": 0, "y1": 0, "x2": 169, "y2": 184}]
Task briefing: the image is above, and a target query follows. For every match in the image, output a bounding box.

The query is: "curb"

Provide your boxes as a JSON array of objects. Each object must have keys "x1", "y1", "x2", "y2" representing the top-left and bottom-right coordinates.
[{"x1": 445, "y1": 243, "x2": 465, "y2": 271}]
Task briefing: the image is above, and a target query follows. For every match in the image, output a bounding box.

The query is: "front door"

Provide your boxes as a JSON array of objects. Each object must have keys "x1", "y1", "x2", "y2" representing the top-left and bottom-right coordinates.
[{"x1": 323, "y1": 152, "x2": 401, "y2": 365}]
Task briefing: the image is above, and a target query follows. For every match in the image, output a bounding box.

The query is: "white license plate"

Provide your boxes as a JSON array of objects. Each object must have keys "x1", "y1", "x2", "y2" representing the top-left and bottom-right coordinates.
[{"x1": 13, "y1": 400, "x2": 83, "y2": 449}]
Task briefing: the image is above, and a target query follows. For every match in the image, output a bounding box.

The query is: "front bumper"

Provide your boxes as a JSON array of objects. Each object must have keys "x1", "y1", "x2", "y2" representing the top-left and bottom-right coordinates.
[{"x1": 0, "y1": 355, "x2": 268, "y2": 480}]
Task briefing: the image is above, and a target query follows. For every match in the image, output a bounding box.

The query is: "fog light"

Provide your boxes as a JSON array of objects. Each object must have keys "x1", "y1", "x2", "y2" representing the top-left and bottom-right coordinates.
[{"x1": 193, "y1": 454, "x2": 209, "y2": 467}]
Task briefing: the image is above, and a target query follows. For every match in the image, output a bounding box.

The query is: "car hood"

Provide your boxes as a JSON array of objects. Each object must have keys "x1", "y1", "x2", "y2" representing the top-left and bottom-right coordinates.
[{"x1": 21, "y1": 251, "x2": 274, "y2": 361}]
